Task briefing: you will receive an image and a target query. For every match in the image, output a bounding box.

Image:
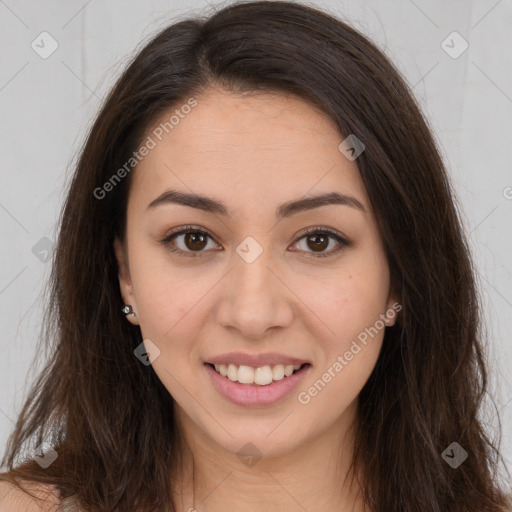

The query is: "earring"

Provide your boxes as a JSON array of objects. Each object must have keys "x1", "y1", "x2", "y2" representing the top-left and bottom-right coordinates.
[{"x1": 122, "y1": 305, "x2": 136, "y2": 317}]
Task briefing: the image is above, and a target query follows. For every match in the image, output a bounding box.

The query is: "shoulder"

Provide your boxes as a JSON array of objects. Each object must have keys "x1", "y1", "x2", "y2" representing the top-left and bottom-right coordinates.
[{"x1": 0, "y1": 479, "x2": 62, "y2": 512}]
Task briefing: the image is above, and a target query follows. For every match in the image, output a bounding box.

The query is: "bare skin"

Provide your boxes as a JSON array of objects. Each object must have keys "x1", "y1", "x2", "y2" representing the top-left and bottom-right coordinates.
[{"x1": 114, "y1": 86, "x2": 397, "y2": 512}]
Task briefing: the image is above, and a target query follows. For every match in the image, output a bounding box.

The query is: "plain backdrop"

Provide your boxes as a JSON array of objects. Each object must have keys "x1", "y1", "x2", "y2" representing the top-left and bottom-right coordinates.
[{"x1": 1, "y1": 0, "x2": 511, "y2": 481}]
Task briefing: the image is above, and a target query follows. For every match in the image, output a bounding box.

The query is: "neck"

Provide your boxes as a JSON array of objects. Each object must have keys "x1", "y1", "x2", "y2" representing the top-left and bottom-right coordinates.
[{"x1": 171, "y1": 401, "x2": 367, "y2": 512}]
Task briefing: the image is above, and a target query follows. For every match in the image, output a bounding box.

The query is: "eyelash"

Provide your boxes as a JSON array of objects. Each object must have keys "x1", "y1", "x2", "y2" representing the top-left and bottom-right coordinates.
[{"x1": 159, "y1": 224, "x2": 350, "y2": 259}]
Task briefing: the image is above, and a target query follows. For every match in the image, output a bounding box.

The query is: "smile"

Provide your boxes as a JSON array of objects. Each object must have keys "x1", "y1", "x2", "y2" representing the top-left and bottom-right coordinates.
[
  {"x1": 206, "y1": 362, "x2": 309, "y2": 386},
  {"x1": 204, "y1": 362, "x2": 312, "y2": 407}
]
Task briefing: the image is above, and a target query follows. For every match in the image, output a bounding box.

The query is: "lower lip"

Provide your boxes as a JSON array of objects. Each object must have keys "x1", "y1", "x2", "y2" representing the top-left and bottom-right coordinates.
[{"x1": 204, "y1": 363, "x2": 311, "y2": 407}]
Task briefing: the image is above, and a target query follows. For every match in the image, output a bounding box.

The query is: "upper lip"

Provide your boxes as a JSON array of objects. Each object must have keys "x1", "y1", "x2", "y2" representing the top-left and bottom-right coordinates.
[{"x1": 206, "y1": 352, "x2": 310, "y2": 367}]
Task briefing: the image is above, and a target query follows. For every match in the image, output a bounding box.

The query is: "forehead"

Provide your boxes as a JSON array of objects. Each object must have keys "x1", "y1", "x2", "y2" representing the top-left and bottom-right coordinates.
[{"x1": 129, "y1": 89, "x2": 370, "y2": 215}]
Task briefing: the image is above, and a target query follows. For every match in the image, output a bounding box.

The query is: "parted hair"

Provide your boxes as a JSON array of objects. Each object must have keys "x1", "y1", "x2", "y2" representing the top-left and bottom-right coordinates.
[{"x1": 1, "y1": 1, "x2": 511, "y2": 511}]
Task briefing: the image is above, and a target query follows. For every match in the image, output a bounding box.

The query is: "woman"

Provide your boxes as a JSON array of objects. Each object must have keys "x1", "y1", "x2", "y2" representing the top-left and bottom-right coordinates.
[{"x1": 1, "y1": 1, "x2": 510, "y2": 511}]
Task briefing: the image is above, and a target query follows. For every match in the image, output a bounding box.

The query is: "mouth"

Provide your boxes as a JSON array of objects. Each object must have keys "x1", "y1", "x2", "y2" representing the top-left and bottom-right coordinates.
[
  {"x1": 204, "y1": 362, "x2": 311, "y2": 386},
  {"x1": 204, "y1": 360, "x2": 312, "y2": 407}
]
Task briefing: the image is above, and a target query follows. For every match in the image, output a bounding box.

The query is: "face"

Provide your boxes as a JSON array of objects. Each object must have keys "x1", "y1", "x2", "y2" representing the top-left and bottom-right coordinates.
[{"x1": 114, "y1": 87, "x2": 398, "y2": 461}]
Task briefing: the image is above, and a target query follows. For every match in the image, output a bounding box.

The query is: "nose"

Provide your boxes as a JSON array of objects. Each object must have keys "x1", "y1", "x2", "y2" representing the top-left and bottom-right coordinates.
[{"x1": 214, "y1": 244, "x2": 294, "y2": 339}]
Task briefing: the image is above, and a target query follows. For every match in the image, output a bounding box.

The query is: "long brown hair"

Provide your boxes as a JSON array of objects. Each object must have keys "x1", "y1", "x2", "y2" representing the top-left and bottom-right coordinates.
[{"x1": 1, "y1": 1, "x2": 511, "y2": 511}]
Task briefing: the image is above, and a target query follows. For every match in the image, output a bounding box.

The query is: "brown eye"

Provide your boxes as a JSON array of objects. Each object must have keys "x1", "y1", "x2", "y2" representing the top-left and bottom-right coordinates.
[
  {"x1": 305, "y1": 233, "x2": 329, "y2": 252},
  {"x1": 161, "y1": 225, "x2": 349, "y2": 259},
  {"x1": 160, "y1": 226, "x2": 218, "y2": 257},
  {"x1": 292, "y1": 228, "x2": 349, "y2": 258},
  {"x1": 183, "y1": 232, "x2": 208, "y2": 251}
]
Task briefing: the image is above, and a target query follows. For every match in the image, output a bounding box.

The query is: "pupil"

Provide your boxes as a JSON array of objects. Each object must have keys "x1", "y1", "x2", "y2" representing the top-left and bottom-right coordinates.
[
  {"x1": 308, "y1": 234, "x2": 328, "y2": 252},
  {"x1": 184, "y1": 233, "x2": 329, "y2": 252},
  {"x1": 186, "y1": 233, "x2": 207, "y2": 251}
]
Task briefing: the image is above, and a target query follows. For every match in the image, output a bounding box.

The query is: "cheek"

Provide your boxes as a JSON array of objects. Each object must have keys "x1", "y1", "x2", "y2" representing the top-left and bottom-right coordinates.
[
  {"x1": 301, "y1": 262, "x2": 390, "y2": 342},
  {"x1": 298, "y1": 276, "x2": 387, "y2": 413},
  {"x1": 297, "y1": 250, "x2": 389, "y2": 385},
  {"x1": 136, "y1": 281, "x2": 204, "y2": 343},
  {"x1": 128, "y1": 250, "x2": 207, "y2": 341}
]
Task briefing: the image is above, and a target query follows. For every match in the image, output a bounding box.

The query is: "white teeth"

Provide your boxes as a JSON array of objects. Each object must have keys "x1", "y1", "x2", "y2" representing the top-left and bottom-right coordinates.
[
  {"x1": 211, "y1": 362, "x2": 305, "y2": 385},
  {"x1": 284, "y1": 365, "x2": 295, "y2": 377},
  {"x1": 227, "y1": 364, "x2": 238, "y2": 381},
  {"x1": 272, "y1": 364, "x2": 284, "y2": 380},
  {"x1": 254, "y1": 365, "x2": 273, "y2": 385},
  {"x1": 238, "y1": 365, "x2": 254, "y2": 384}
]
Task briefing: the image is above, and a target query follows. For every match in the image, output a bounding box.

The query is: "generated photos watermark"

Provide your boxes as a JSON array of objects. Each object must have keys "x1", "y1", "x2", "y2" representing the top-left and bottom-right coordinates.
[
  {"x1": 93, "y1": 97, "x2": 197, "y2": 200},
  {"x1": 297, "y1": 301, "x2": 402, "y2": 405}
]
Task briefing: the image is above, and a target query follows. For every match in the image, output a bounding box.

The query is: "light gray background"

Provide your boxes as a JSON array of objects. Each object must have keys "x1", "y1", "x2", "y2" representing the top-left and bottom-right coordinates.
[{"x1": 1, "y1": 0, "x2": 511, "y2": 480}]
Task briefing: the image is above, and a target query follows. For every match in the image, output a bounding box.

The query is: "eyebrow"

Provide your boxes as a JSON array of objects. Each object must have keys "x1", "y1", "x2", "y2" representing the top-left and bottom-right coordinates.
[{"x1": 146, "y1": 188, "x2": 366, "y2": 217}]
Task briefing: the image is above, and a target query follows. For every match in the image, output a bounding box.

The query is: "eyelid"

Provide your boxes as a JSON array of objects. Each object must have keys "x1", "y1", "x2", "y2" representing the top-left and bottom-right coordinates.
[
  {"x1": 159, "y1": 224, "x2": 220, "y2": 257},
  {"x1": 159, "y1": 224, "x2": 350, "y2": 258},
  {"x1": 292, "y1": 226, "x2": 350, "y2": 258},
  {"x1": 160, "y1": 224, "x2": 219, "y2": 246}
]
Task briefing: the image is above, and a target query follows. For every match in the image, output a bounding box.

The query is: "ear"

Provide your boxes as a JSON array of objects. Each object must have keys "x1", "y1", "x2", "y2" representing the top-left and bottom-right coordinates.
[
  {"x1": 384, "y1": 294, "x2": 401, "y2": 327},
  {"x1": 113, "y1": 237, "x2": 140, "y2": 326}
]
